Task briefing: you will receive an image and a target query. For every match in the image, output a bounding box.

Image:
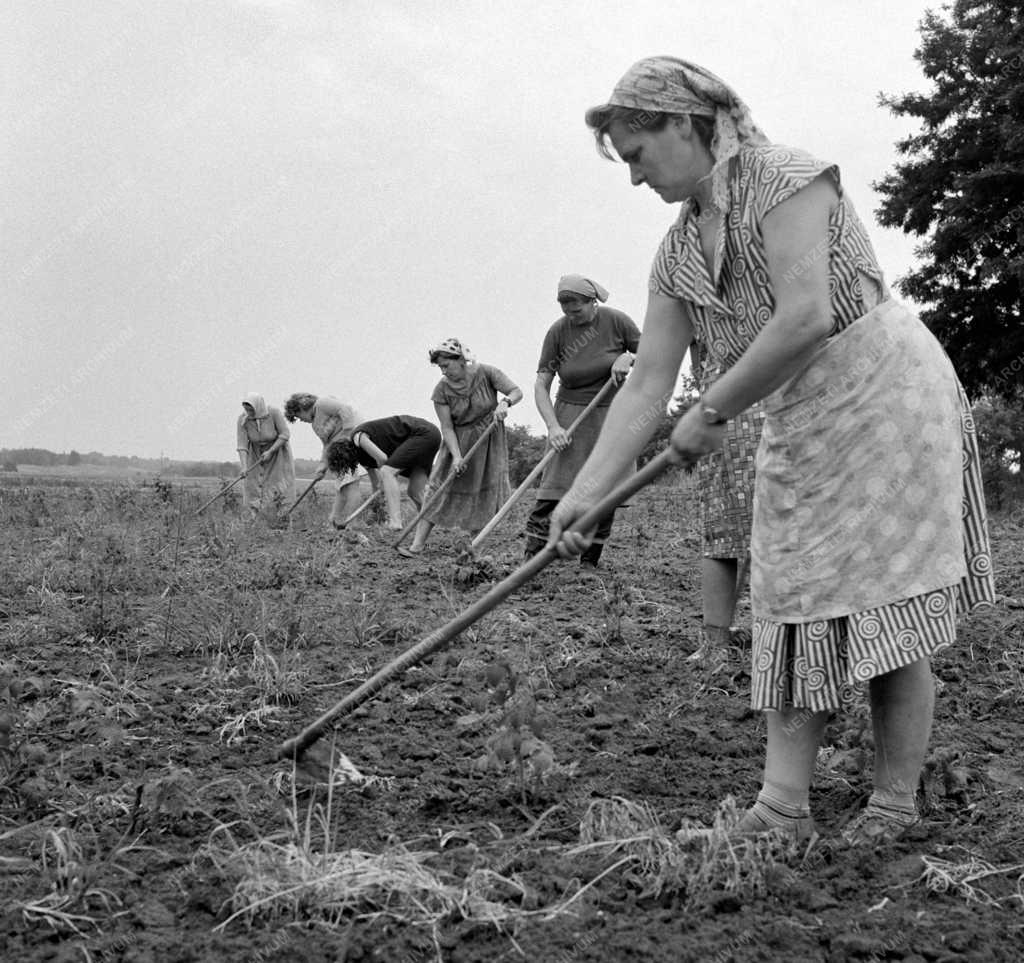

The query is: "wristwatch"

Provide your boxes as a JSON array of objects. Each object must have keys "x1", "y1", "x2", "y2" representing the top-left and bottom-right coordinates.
[{"x1": 700, "y1": 402, "x2": 728, "y2": 425}]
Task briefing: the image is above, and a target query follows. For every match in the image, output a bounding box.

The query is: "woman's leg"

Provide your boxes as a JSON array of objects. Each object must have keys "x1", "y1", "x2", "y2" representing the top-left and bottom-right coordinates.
[
  {"x1": 703, "y1": 556, "x2": 739, "y2": 628},
  {"x1": 378, "y1": 467, "x2": 403, "y2": 528},
  {"x1": 407, "y1": 468, "x2": 429, "y2": 507},
  {"x1": 737, "y1": 708, "x2": 828, "y2": 836},
  {"x1": 763, "y1": 709, "x2": 830, "y2": 798},
  {"x1": 579, "y1": 510, "x2": 617, "y2": 568},
  {"x1": 397, "y1": 470, "x2": 433, "y2": 555},
  {"x1": 862, "y1": 658, "x2": 934, "y2": 824},
  {"x1": 329, "y1": 481, "x2": 362, "y2": 527},
  {"x1": 689, "y1": 556, "x2": 739, "y2": 660},
  {"x1": 524, "y1": 499, "x2": 557, "y2": 558},
  {"x1": 408, "y1": 468, "x2": 433, "y2": 546},
  {"x1": 407, "y1": 519, "x2": 434, "y2": 553}
]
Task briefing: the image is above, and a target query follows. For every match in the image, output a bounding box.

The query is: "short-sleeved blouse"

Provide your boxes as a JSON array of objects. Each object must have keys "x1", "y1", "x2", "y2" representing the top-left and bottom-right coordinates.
[
  {"x1": 312, "y1": 397, "x2": 359, "y2": 446},
  {"x1": 432, "y1": 364, "x2": 516, "y2": 428},
  {"x1": 537, "y1": 307, "x2": 641, "y2": 405},
  {"x1": 649, "y1": 144, "x2": 887, "y2": 381}
]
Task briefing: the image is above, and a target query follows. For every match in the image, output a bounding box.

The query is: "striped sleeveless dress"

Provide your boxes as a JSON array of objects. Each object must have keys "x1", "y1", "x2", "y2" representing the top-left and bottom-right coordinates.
[{"x1": 650, "y1": 145, "x2": 995, "y2": 711}]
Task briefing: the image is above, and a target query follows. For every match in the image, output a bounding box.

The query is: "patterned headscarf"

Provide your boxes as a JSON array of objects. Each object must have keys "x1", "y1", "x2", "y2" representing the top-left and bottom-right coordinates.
[
  {"x1": 557, "y1": 274, "x2": 609, "y2": 303},
  {"x1": 429, "y1": 338, "x2": 475, "y2": 364},
  {"x1": 585, "y1": 56, "x2": 769, "y2": 212}
]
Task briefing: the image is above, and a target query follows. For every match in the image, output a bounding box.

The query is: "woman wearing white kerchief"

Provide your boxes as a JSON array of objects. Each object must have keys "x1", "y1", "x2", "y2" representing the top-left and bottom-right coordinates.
[
  {"x1": 550, "y1": 57, "x2": 994, "y2": 844},
  {"x1": 400, "y1": 338, "x2": 523, "y2": 556},
  {"x1": 236, "y1": 392, "x2": 295, "y2": 519}
]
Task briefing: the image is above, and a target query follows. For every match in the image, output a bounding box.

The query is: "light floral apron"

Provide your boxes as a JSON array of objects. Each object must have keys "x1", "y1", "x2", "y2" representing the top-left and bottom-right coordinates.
[{"x1": 751, "y1": 300, "x2": 974, "y2": 622}]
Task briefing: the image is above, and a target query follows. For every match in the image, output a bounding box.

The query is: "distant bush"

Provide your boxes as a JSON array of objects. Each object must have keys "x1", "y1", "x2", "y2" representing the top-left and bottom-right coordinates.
[
  {"x1": 1, "y1": 461, "x2": 17, "y2": 473},
  {"x1": 973, "y1": 393, "x2": 1024, "y2": 509},
  {"x1": 505, "y1": 425, "x2": 546, "y2": 487},
  {"x1": 637, "y1": 376, "x2": 699, "y2": 468},
  {"x1": 0, "y1": 448, "x2": 60, "y2": 466}
]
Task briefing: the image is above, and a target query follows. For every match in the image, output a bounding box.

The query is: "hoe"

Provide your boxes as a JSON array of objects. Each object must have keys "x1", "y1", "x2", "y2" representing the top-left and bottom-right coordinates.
[{"x1": 277, "y1": 445, "x2": 690, "y2": 770}]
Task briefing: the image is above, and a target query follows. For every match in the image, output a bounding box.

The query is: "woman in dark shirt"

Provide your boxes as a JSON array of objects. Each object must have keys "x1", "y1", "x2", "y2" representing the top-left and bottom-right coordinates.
[
  {"x1": 524, "y1": 274, "x2": 641, "y2": 568},
  {"x1": 327, "y1": 415, "x2": 441, "y2": 529}
]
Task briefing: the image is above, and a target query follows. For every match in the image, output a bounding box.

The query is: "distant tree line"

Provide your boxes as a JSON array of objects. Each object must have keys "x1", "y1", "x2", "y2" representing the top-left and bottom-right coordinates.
[
  {"x1": 0, "y1": 447, "x2": 334, "y2": 479},
  {"x1": 0, "y1": 448, "x2": 236, "y2": 477},
  {"x1": 4, "y1": 382, "x2": 1020, "y2": 506}
]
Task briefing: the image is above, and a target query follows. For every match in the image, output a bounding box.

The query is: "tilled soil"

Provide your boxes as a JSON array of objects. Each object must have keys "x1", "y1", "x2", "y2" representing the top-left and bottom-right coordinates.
[{"x1": 1, "y1": 476, "x2": 1022, "y2": 962}]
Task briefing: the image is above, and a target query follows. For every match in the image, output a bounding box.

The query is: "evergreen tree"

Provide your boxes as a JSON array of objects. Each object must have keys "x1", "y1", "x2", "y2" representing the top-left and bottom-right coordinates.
[{"x1": 875, "y1": 0, "x2": 1024, "y2": 398}]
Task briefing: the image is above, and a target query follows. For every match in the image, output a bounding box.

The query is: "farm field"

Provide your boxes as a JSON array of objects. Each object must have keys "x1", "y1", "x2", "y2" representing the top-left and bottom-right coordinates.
[{"x1": 1, "y1": 472, "x2": 1023, "y2": 963}]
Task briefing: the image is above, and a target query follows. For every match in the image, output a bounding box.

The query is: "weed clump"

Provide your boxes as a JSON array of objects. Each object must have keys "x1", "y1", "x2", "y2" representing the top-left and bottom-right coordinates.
[
  {"x1": 470, "y1": 661, "x2": 556, "y2": 804},
  {"x1": 572, "y1": 795, "x2": 811, "y2": 906},
  {"x1": 452, "y1": 543, "x2": 501, "y2": 587}
]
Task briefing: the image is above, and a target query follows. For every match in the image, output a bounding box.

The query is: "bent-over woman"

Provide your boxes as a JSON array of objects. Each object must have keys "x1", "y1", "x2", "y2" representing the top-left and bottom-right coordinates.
[
  {"x1": 326, "y1": 415, "x2": 441, "y2": 529},
  {"x1": 524, "y1": 275, "x2": 640, "y2": 569},
  {"x1": 401, "y1": 339, "x2": 523, "y2": 556},
  {"x1": 284, "y1": 392, "x2": 376, "y2": 527},
  {"x1": 551, "y1": 56, "x2": 994, "y2": 845},
  {"x1": 236, "y1": 393, "x2": 295, "y2": 518}
]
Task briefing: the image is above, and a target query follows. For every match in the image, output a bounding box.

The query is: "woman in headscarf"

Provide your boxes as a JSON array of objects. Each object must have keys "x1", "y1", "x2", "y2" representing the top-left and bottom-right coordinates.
[
  {"x1": 550, "y1": 57, "x2": 994, "y2": 844},
  {"x1": 236, "y1": 393, "x2": 295, "y2": 518},
  {"x1": 523, "y1": 275, "x2": 641, "y2": 569},
  {"x1": 326, "y1": 415, "x2": 441, "y2": 530},
  {"x1": 399, "y1": 339, "x2": 523, "y2": 556},
  {"x1": 284, "y1": 392, "x2": 376, "y2": 527}
]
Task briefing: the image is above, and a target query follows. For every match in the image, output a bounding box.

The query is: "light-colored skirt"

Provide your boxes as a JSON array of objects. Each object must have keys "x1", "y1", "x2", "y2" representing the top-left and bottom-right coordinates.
[
  {"x1": 749, "y1": 300, "x2": 995, "y2": 711},
  {"x1": 425, "y1": 418, "x2": 511, "y2": 533},
  {"x1": 242, "y1": 441, "x2": 296, "y2": 512}
]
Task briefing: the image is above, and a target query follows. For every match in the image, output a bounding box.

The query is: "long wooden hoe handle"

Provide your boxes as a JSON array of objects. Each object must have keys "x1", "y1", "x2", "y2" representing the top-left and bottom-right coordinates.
[
  {"x1": 391, "y1": 417, "x2": 501, "y2": 549},
  {"x1": 471, "y1": 378, "x2": 616, "y2": 550},
  {"x1": 284, "y1": 476, "x2": 322, "y2": 518},
  {"x1": 277, "y1": 445, "x2": 687, "y2": 761},
  {"x1": 194, "y1": 462, "x2": 259, "y2": 516}
]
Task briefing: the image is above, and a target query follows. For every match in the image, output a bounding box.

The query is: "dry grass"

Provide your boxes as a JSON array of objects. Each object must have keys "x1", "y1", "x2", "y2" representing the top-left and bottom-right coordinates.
[
  {"x1": 991, "y1": 646, "x2": 1024, "y2": 704},
  {"x1": 205, "y1": 756, "x2": 638, "y2": 943},
  {"x1": 919, "y1": 850, "x2": 1024, "y2": 906},
  {"x1": 217, "y1": 704, "x2": 285, "y2": 746},
  {"x1": 209, "y1": 829, "x2": 468, "y2": 929},
  {"x1": 339, "y1": 593, "x2": 384, "y2": 647},
  {"x1": 248, "y1": 637, "x2": 307, "y2": 705},
  {"x1": 18, "y1": 823, "x2": 142, "y2": 935},
  {"x1": 571, "y1": 795, "x2": 810, "y2": 905},
  {"x1": 205, "y1": 765, "x2": 520, "y2": 939},
  {"x1": 188, "y1": 633, "x2": 308, "y2": 744}
]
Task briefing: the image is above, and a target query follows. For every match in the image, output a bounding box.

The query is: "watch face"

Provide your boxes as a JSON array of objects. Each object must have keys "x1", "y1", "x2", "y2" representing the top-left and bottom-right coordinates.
[{"x1": 702, "y1": 405, "x2": 723, "y2": 424}]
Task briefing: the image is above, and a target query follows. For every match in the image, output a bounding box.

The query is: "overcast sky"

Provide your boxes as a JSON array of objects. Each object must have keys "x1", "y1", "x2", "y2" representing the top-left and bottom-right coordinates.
[{"x1": 3, "y1": 0, "x2": 936, "y2": 462}]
